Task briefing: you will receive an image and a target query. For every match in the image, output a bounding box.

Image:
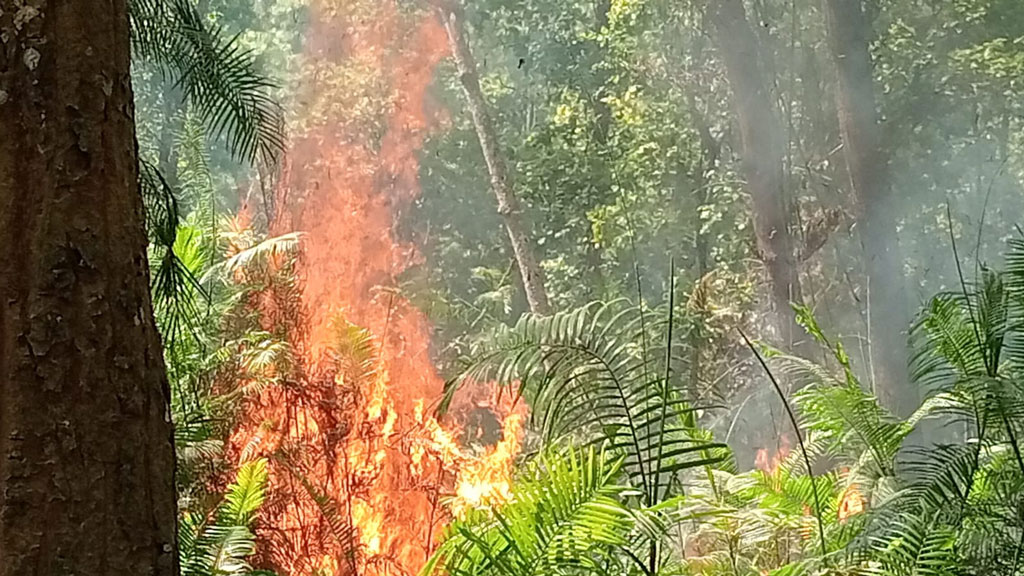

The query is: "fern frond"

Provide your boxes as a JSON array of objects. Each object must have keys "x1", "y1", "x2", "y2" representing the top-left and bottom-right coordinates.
[
  {"x1": 181, "y1": 459, "x2": 271, "y2": 576},
  {"x1": 204, "y1": 232, "x2": 302, "y2": 283},
  {"x1": 447, "y1": 300, "x2": 725, "y2": 503},
  {"x1": 856, "y1": 512, "x2": 957, "y2": 576},
  {"x1": 422, "y1": 447, "x2": 636, "y2": 576}
]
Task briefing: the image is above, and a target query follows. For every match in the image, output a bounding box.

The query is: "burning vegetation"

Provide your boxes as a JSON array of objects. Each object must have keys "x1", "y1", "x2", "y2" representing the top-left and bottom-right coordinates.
[
  {"x1": 107, "y1": 0, "x2": 1024, "y2": 575},
  {"x1": 223, "y1": 2, "x2": 524, "y2": 574}
]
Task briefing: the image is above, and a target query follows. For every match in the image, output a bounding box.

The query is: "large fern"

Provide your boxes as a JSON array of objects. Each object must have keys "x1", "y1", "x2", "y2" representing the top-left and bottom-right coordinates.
[
  {"x1": 422, "y1": 447, "x2": 639, "y2": 576},
  {"x1": 832, "y1": 234, "x2": 1024, "y2": 576},
  {"x1": 447, "y1": 299, "x2": 726, "y2": 509}
]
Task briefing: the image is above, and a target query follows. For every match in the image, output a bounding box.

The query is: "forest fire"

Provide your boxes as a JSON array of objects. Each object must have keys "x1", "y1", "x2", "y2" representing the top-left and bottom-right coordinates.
[
  {"x1": 838, "y1": 484, "x2": 865, "y2": 522},
  {"x1": 838, "y1": 468, "x2": 866, "y2": 523},
  {"x1": 226, "y1": 2, "x2": 524, "y2": 575},
  {"x1": 755, "y1": 435, "x2": 791, "y2": 476}
]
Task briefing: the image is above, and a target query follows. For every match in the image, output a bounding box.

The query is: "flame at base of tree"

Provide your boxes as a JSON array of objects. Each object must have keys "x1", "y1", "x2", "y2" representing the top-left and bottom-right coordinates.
[{"x1": 224, "y1": 2, "x2": 525, "y2": 575}]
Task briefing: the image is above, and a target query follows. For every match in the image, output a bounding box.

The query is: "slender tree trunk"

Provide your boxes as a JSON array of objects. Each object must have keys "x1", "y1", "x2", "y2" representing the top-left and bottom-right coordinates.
[
  {"x1": 580, "y1": 0, "x2": 612, "y2": 301},
  {"x1": 439, "y1": 2, "x2": 551, "y2": 315},
  {"x1": 822, "y1": 0, "x2": 912, "y2": 414},
  {"x1": 0, "y1": 1, "x2": 179, "y2": 574},
  {"x1": 158, "y1": 82, "x2": 184, "y2": 191},
  {"x1": 687, "y1": 18, "x2": 719, "y2": 398},
  {"x1": 710, "y1": 0, "x2": 804, "y2": 348},
  {"x1": 689, "y1": 105, "x2": 720, "y2": 398},
  {"x1": 592, "y1": 0, "x2": 613, "y2": 144}
]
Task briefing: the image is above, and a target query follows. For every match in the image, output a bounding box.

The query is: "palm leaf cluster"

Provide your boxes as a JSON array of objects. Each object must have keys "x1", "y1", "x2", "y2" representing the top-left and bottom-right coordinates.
[
  {"x1": 180, "y1": 458, "x2": 276, "y2": 576},
  {"x1": 158, "y1": 215, "x2": 305, "y2": 573},
  {"x1": 131, "y1": 0, "x2": 285, "y2": 350},
  {"x1": 130, "y1": 0, "x2": 285, "y2": 165},
  {"x1": 427, "y1": 236, "x2": 1024, "y2": 576},
  {"x1": 435, "y1": 284, "x2": 729, "y2": 574},
  {"x1": 781, "y1": 307, "x2": 916, "y2": 500},
  {"x1": 855, "y1": 243, "x2": 1024, "y2": 575},
  {"x1": 675, "y1": 457, "x2": 851, "y2": 575},
  {"x1": 765, "y1": 238, "x2": 1024, "y2": 575}
]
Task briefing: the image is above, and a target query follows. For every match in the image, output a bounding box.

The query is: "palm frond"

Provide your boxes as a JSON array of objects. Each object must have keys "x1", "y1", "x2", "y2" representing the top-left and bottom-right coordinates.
[
  {"x1": 206, "y1": 231, "x2": 302, "y2": 283},
  {"x1": 142, "y1": 160, "x2": 209, "y2": 347},
  {"x1": 130, "y1": 0, "x2": 285, "y2": 165},
  {"x1": 788, "y1": 356, "x2": 909, "y2": 482},
  {"x1": 175, "y1": 415, "x2": 224, "y2": 473},
  {"x1": 181, "y1": 459, "x2": 272, "y2": 576},
  {"x1": 222, "y1": 459, "x2": 269, "y2": 526},
  {"x1": 856, "y1": 512, "x2": 958, "y2": 576}
]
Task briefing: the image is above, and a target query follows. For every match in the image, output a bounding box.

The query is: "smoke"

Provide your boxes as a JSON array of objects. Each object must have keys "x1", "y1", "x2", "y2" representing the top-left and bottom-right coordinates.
[{"x1": 227, "y1": 0, "x2": 1024, "y2": 498}]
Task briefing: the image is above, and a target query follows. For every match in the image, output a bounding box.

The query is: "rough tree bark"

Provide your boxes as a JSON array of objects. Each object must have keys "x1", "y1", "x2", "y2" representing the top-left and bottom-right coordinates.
[
  {"x1": 710, "y1": 0, "x2": 804, "y2": 348},
  {"x1": 822, "y1": 0, "x2": 913, "y2": 414},
  {"x1": 438, "y1": 2, "x2": 551, "y2": 315},
  {"x1": 0, "y1": 1, "x2": 179, "y2": 574}
]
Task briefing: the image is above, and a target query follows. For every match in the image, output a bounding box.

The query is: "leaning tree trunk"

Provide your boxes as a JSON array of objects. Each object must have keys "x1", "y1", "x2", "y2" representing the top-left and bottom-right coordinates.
[
  {"x1": 438, "y1": 2, "x2": 551, "y2": 315},
  {"x1": 710, "y1": 0, "x2": 804, "y2": 349},
  {"x1": 0, "y1": 1, "x2": 179, "y2": 574},
  {"x1": 822, "y1": 0, "x2": 913, "y2": 415}
]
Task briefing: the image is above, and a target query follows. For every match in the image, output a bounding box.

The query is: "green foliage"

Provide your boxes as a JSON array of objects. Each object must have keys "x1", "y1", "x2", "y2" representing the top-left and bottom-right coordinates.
[
  {"x1": 143, "y1": 162, "x2": 208, "y2": 347},
  {"x1": 418, "y1": 0, "x2": 754, "y2": 341},
  {"x1": 782, "y1": 306, "x2": 915, "y2": 493},
  {"x1": 423, "y1": 447, "x2": 639, "y2": 576},
  {"x1": 131, "y1": 0, "x2": 287, "y2": 361},
  {"x1": 154, "y1": 206, "x2": 299, "y2": 574},
  {"x1": 448, "y1": 298, "x2": 728, "y2": 508},
  {"x1": 127, "y1": 0, "x2": 1024, "y2": 573},
  {"x1": 779, "y1": 238, "x2": 1024, "y2": 575},
  {"x1": 435, "y1": 287, "x2": 733, "y2": 574},
  {"x1": 130, "y1": 0, "x2": 285, "y2": 165},
  {"x1": 180, "y1": 459, "x2": 275, "y2": 576},
  {"x1": 427, "y1": 236, "x2": 1024, "y2": 575}
]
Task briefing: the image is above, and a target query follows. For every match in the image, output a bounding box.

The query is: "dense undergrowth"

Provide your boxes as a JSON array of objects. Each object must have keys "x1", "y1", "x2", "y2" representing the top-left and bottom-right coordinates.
[
  {"x1": 421, "y1": 239, "x2": 1024, "y2": 575},
  {"x1": 122, "y1": 1, "x2": 1024, "y2": 575},
  {"x1": 421, "y1": 235, "x2": 1024, "y2": 576},
  {"x1": 159, "y1": 209, "x2": 1024, "y2": 575}
]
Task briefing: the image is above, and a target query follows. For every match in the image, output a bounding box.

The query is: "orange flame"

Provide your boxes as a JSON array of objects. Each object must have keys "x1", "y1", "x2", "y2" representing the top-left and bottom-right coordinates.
[
  {"x1": 755, "y1": 435, "x2": 791, "y2": 476},
  {"x1": 225, "y1": 3, "x2": 524, "y2": 575},
  {"x1": 838, "y1": 484, "x2": 865, "y2": 522}
]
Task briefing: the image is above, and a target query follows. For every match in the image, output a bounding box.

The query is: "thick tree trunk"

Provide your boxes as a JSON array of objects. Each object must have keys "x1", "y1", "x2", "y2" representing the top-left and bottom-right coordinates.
[
  {"x1": 822, "y1": 0, "x2": 913, "y2": 414},
  {"x1": 0, "y1": 1, "x2": 179, "y2": 574},
  {"x1": 438, "y1": 3, "x2": 551, "y2": 315},
  {"x1": 710, "y1": 0, "x2": 804, "y2": 348}
]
